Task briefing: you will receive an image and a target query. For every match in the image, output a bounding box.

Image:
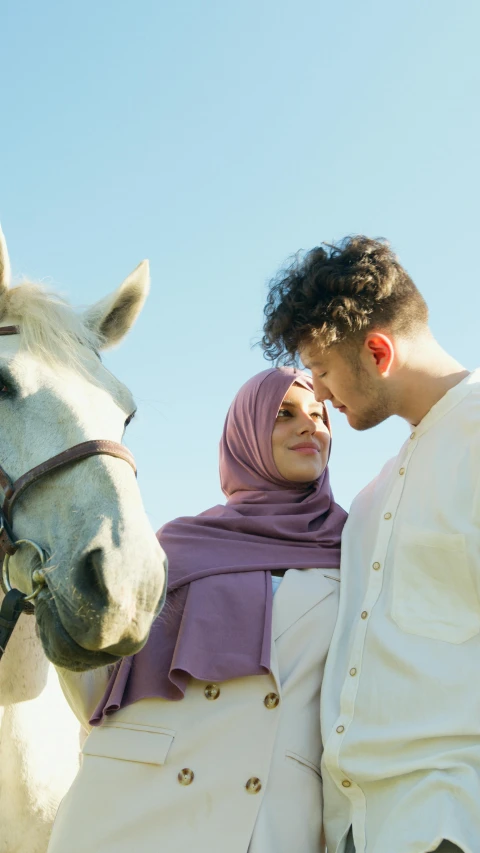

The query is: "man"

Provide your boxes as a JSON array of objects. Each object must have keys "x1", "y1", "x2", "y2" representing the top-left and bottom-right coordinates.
[{"x1": 261, "y1": 236, "x2": 478, "y2": 853}]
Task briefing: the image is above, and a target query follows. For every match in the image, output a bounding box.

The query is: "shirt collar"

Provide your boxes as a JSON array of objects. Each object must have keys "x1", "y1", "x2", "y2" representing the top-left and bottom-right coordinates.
[{"x1": 411, "y1": 368, "x2": 480, "y2": 438}]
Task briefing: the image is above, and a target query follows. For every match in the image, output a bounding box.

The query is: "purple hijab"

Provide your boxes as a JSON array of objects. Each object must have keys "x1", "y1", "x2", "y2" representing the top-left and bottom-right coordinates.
[{"x1": 91, "y1": 367, "x2": 346, "y2": 724}]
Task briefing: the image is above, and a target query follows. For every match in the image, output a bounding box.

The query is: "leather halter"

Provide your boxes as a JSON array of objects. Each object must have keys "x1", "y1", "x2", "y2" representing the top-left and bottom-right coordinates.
[{"x1": 0, "y1": 323, "x2": 136, "y2": 579}]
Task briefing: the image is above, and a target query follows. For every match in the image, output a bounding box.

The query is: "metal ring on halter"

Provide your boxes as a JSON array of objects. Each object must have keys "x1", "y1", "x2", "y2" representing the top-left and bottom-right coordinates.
[{"x1": 2, "y1": 539, "x2": 47, "y2": 603}]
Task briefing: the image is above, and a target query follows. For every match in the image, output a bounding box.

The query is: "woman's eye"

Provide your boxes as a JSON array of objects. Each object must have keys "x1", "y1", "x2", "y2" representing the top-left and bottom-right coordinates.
[{"x1": 276, "y1": 408, "x2": 291, "y2": 418}]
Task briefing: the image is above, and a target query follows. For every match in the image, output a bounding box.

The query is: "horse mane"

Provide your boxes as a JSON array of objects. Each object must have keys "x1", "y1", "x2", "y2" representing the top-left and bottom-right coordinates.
[{"x1": 2, "y1": 281, "x2": 99, "y2": 367}]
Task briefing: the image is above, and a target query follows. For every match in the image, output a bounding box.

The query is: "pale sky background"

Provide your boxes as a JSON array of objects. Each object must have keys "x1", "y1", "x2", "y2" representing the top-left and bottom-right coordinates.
[{"x1": 2, "y1": 0, "x2": 479, "y2": 528}]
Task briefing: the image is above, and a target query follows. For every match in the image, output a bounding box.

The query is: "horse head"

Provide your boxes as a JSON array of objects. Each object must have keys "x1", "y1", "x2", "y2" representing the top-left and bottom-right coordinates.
[{"x1": 0, "y1": 227, "x2": 166, "y2": 671}]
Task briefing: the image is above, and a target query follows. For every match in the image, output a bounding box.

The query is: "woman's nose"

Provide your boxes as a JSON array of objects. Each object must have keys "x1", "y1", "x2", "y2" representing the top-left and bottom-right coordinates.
[{"x1": 297, "y1": 414, "x2": 317, "y2": 434}]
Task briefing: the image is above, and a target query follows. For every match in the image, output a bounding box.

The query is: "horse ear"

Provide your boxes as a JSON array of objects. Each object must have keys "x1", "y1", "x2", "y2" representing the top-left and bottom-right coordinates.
[
  {"x1": 83, "y1": 260, "x2": 150, "y2": 350},
  {"x1": 0, "y1": 226, "x2": 12, "y2": 297}
]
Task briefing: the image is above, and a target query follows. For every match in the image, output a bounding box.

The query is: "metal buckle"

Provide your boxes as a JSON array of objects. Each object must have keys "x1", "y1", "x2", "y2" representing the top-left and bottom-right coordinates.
[{"x1": 2, "y1": 540, "x2": 47, "y2": 603}]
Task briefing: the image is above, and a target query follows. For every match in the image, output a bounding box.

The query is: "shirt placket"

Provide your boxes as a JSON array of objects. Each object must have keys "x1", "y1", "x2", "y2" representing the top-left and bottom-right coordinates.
[{"x1": 324, "y1": 429, "x2": 420, "y2": 853}]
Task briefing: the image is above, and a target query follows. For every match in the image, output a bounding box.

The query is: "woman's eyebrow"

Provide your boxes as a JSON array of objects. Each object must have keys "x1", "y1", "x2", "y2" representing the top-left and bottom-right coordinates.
[{"x1": 280, "y1": 399, "x2": 324, "y2": 411}]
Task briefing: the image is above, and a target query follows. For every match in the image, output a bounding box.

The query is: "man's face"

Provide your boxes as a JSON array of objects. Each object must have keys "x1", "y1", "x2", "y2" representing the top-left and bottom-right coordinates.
[{"x1": 299, "y1": 340, "x2": 393, "y2": 431}]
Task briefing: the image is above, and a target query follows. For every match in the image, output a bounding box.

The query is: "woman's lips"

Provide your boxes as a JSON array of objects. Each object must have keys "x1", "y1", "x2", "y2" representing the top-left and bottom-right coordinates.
[{"x1": 289, "y1": 443, "x2": 320, "y2": 455}]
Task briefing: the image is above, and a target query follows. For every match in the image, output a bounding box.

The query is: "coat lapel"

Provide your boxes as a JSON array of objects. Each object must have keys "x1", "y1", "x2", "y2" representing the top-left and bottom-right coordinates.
[{"x1": 272, "y1": 568, "x2": 339, "y2": 641}]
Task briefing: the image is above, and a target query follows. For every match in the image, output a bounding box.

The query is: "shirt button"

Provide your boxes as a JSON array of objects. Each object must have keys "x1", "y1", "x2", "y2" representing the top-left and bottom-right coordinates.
[
  {"x1": 178, "y1": 768, "x2": 194, "y2": 786},
  {"x1": 342, "y1": 780, "x2": 352, "y2": 788},
  {"x1": 372, "y1": 561, "x2": 381, "y2": 570},
  {"x1": 264, "y1": 692, "x2": 280, "y2": 709},
  {"x1": 245, "y1": 777, "x2": 262, "y2": 794},
  {"x1": 361, "y1": 611, "x2": 368, "y2": 619},
  {"x1": 410, "y1": 431, "x2": 416, "y2": 440},
  {"x1": 399, "y1": 467, "x2": 405, "y2": 476},
  {"x1": 204, "y1": 684, "x2": 220, "y2": 700},
  {"x1": 336, "y1": 725, "x2": 345, "y2": 733},
  {"x1": 384, "y1": 512, "x2": 392, "y2": 520},
  {"x1": 349, "y1": 667, "x2": 357, "y2": 676}
]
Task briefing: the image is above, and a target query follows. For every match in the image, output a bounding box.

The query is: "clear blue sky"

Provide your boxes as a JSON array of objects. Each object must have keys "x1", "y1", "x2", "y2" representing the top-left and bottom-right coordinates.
[{"x1": 2, "y1": 0, "x2": 479, "y2": 526}]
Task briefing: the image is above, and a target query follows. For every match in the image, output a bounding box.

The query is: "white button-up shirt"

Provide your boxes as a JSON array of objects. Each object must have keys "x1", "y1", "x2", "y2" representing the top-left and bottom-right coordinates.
[{"x1": 321, "y1": 369, "x2": 480, "y2": 853}]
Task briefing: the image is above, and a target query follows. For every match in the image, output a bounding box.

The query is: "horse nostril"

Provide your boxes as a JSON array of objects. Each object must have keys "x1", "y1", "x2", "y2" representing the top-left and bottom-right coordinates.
[{"x1": 78, "y1": 548, "x2": 108, "y2": 604}]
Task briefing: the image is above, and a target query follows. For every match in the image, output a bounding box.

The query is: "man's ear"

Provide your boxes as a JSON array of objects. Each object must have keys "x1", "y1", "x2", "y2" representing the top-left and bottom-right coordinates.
[
  {"x1": 363, "y1": 333, "x2": 395, "y2": 376},
  {"x1": 82, "y1": 260, "x2": 150, "y2": 350}
]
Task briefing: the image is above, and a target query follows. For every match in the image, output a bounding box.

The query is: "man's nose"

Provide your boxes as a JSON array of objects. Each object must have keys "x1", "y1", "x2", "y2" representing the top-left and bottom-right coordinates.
[{"x1": 313, "y1": 378, "x2": 331, "y2": 402}]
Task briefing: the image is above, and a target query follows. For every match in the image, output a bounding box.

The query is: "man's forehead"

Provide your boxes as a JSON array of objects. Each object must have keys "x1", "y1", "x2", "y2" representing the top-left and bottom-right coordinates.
[{"x1": 298, "y1": 342, "x2": 330, "y2": 367}]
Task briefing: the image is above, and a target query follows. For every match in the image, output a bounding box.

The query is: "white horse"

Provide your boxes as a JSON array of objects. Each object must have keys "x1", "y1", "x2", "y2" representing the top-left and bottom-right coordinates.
[{"x1": 0, "y1": 227, "x2": 167, "y2": 852}]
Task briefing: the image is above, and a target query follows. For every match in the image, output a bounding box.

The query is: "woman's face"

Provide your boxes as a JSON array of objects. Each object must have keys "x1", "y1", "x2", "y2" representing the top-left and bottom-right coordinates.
[{"x1": 271, "y1": 383, "x2": 330, "y2": 483}]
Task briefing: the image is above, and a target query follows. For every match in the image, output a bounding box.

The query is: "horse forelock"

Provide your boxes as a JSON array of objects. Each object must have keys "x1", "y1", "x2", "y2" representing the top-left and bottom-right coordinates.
[{"x1": 1, "y1": 281, "x2": 99, "y2": 367}]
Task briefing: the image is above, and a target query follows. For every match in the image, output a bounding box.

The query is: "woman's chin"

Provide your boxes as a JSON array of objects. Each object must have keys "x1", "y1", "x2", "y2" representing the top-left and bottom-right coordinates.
[{"x1": 285, "y1": 463, "x2": 326, "y2": 483}]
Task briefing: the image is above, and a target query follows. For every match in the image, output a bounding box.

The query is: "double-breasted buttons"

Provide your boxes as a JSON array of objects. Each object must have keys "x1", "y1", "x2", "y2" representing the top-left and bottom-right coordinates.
[
  {"x1": 342, "y1": 779, "x2": 351, "y2": 788},
  {"x1": 264, "y1": 692, "x2": 280, "y2": 709},
  {"x1": 178, "y1": 768, "x2": 195, "y2": 785},
  {"x1": 204, "y1": 684, "x2": 220, "y2": 700},
  {"x1": 245, "y1": 777, "x2": 262, "y2": 794}
]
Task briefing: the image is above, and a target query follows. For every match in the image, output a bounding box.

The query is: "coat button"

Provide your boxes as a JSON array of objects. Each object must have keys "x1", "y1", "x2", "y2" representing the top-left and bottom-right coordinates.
[
  {"x1": 264, "y1": 692, "x2": 280, "y2": 709},
  {"x1": 204, "y1": 684, "x2": 220, "y2": 700},
  {"x1": 245, "y1": 777, "x2": 262, "y2": 794},
  {"x1": 178, "y1": 768, "x2": 194, "y2": 786}
]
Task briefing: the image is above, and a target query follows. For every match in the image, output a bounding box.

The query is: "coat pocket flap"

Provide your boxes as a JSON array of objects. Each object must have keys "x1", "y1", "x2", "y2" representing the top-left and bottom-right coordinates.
[
  {"x1": 83, "y1": 723, "x2": 175, "y2": 766},
  {"x1": 285, "y1": 750, "x2": 322, "y2": 780}
]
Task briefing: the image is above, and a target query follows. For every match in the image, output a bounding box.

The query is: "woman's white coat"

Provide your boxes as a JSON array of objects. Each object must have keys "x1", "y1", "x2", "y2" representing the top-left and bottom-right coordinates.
[{"x1": 48, "y1": 567, "x2": 339, "y2": 853}]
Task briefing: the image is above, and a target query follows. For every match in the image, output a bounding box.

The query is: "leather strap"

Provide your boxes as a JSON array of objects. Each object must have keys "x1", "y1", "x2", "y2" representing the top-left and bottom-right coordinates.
[
  {"x1": 3, "y1": 440, "x2": 136, "y2": 522},
  {"x1": 0, "y1": 326, "x2": 20, "y2": 336},
  {"x1": 0, "y1": 511, "x2": 16, "y2": 557},
  {"x1": 0, "y1": 589, "x2": 28, "y2": 658},
  {"x1": 0, "y1": 467, "x2": 13, "y2": 494}
]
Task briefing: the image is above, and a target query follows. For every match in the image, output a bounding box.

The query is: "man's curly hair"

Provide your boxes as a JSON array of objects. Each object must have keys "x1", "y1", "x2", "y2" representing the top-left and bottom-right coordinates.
[{"x1": 262, "y1": 236, "x2": 428, "y2": 364}]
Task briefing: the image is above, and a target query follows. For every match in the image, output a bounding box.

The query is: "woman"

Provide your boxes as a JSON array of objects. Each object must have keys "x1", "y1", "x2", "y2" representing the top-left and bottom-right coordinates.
[{"x1": 49, "y1": 367, "x2": 347, "y2": 853}]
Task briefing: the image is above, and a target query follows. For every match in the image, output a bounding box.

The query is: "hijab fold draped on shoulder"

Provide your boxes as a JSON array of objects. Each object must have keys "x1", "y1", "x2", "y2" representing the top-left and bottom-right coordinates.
[{"x1": 91, "y1": 368, "x2": 347, "y2": 724}]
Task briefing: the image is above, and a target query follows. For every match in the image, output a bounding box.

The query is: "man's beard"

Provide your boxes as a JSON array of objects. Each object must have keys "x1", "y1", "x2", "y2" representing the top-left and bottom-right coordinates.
[
  {"x1": 348, "y1": 366, "x2": 392, "y2": 431},
  {"x1": 349, "y1": 400, "x2": 391, "y2": 431}
]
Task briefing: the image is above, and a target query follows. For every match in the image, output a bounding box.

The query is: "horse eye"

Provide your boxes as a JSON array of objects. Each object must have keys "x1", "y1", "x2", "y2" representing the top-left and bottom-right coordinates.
[
  {"x1": 124, "y1": 410, "x2": 136, "y2": 428},
  {"x1": 0, "y1": 376, "x2": 13, "y2": 397}
]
